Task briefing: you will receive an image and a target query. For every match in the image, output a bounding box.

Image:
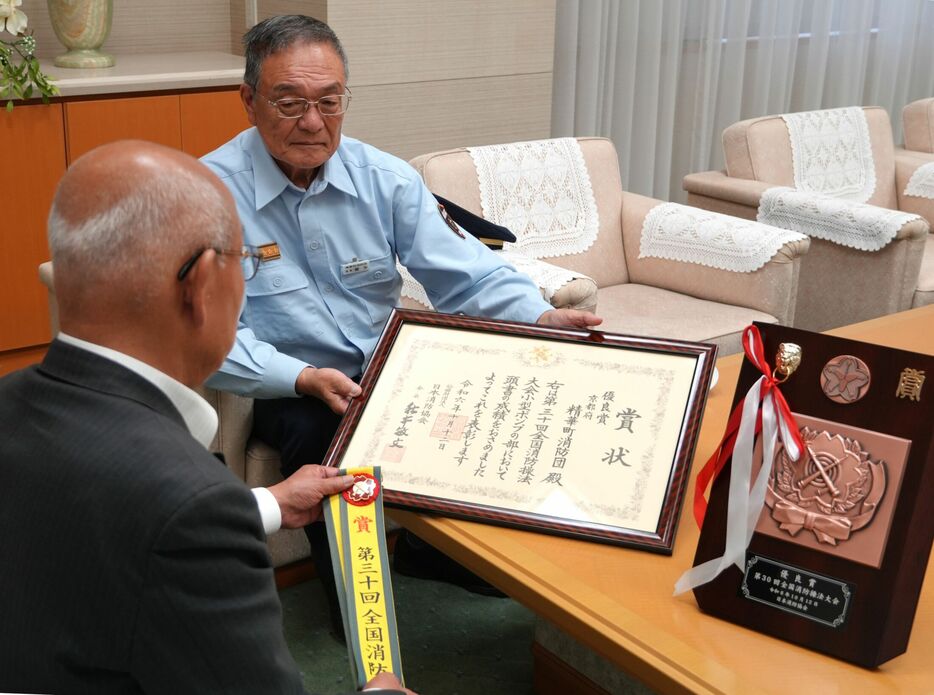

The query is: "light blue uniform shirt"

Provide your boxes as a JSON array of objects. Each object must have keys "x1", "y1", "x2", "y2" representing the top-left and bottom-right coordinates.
[{"x1": 201, "y1": 128, "x2": 552, "y2": 398}]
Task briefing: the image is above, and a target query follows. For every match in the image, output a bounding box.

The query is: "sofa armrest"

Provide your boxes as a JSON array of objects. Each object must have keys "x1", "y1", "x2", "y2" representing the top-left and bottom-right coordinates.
[
  {"x1": 682, "y1": 170, "x2": 774, "y2": 209},
  {"x1": 548, "y1": 277, "x2": 598, "y2": 312},
  {"x1": 895, "y1": 148, "x2": 934, "y2": 227},
  {"x1": 198, "y1": 387, "x2": 253, "y2": 481},
  {"x1": 497, "y1": 252, "x2": 598, "y2": 313},
  {"x1": 620, "y1": 191, "x2": 809, "y2": 325}
]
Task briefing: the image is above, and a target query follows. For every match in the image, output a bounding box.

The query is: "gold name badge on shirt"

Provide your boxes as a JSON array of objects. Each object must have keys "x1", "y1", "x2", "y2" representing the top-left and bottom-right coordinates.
[{"x1": 257, "y1": 243, "x2": 281, "y2": 262}]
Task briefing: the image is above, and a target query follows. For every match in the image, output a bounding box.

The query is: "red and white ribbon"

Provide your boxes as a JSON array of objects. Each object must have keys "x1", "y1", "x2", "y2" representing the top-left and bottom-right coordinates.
[{"x1": 674, "y1": 326, "x2": 803, "y2": 595}]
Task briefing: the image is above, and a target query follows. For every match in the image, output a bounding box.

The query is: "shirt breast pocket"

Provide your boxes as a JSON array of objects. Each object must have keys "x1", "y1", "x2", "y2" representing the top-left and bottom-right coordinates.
[
  {"x1": 244, "y1": 261, "x2": 315, "y2": 343},
  {"x1": 338, "y1": 252, "x2": 401, "y2": 325}
]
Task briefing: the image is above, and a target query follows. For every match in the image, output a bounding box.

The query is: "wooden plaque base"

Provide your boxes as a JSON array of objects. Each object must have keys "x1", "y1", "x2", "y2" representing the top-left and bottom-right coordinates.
[{"x1": 692, "y1": 323, "x2": 934, "y2": 667}]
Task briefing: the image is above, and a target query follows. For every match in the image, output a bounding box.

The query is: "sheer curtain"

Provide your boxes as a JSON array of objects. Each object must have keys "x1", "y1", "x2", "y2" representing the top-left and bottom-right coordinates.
[{"x1": 552, "y1": 0, "x2": 934, "y2": 202}]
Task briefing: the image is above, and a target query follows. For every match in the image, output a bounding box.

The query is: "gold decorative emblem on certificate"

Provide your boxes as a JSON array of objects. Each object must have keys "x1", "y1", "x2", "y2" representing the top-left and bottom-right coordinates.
[
  {"x1": 521, "y1": 345, "x2": 557, "y2": 367},
  {"x1": 766, "y1": 427, "x2": 886, "y2": 545}
]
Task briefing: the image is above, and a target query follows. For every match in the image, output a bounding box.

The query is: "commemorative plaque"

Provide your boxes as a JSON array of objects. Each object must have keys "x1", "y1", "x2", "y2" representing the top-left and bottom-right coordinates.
[
  {"x1": 324, "y1": 309, "x2": 717, "y2": 552},
  {"x1": 688, "y1": 322, "x2": 934, "y2": 667}
]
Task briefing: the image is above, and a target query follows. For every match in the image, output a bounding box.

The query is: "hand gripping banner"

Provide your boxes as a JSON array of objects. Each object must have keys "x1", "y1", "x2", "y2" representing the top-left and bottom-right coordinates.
[
  {"x1": 324, "y1": 466, "x2": 405, "y2": 687},
  {"x1": 674, "y1": 326, "x2": 804, "y2": 595}
]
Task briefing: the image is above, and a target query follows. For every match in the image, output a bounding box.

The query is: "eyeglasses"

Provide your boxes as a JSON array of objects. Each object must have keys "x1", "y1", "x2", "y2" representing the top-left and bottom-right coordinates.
[
  {"x1": 259, "y1": 88, "x2": 352, "y2": 119},
  {"x1": 177, "y1": 245, "x2": 264, "y2": 282}
]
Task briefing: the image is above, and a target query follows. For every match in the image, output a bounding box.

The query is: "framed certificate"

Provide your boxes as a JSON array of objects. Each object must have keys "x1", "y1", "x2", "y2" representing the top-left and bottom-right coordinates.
[{"x1": 325, "y1": 309, "x2": 717, "y2": 552}]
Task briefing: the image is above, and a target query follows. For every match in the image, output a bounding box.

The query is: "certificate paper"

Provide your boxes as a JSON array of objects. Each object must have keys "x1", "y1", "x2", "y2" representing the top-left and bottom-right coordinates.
[{"x1": 328, "y1": 311, "x2": 717, "y2": 551}]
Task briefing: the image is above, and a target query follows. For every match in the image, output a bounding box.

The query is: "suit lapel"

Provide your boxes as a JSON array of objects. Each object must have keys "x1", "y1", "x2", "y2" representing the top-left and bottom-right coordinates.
[{"x1": 38, "y1": 339, "x2": 187, "y2": 431}]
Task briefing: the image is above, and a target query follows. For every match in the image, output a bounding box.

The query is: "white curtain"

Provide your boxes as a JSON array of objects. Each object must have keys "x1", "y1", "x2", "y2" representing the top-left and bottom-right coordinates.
[{"x1": 553, "y1": 0, "x2": 934, "y2": 202}]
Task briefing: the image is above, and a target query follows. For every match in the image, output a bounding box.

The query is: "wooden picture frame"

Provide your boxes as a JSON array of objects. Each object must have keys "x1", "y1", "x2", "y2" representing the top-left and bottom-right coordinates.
[{"x1": 324, "y1": 309, "x2": 717, "y2": 553}]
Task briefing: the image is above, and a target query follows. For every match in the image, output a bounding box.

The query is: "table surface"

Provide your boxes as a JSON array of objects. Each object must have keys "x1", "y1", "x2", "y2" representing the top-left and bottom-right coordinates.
[{"x1": 390, "y1": 305, "x2": 934, "y2": 695}]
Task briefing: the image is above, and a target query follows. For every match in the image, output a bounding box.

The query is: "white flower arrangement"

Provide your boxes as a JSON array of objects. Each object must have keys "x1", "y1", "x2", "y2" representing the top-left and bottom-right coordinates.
[{"x1": 1, "y1": 0, "x2": 58, "y2": 111}]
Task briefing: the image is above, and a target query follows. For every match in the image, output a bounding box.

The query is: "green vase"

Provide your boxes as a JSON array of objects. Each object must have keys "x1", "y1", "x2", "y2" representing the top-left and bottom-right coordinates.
[{"x1": 47, "y1": 0, "x2": 114, "y2": 69}]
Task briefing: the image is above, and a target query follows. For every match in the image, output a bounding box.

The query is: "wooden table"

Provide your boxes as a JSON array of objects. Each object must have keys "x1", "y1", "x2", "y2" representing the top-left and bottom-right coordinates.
[{"x1": 390, "y1": 305, "x2": 934, "y2": 695}]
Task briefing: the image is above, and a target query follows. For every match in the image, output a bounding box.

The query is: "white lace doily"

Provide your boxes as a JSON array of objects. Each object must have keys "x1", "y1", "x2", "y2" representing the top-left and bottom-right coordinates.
[
  {"x1": 467, "y1": 138, "x2": 599, "y2": 259},
  {"x1": 638, "y1": 203, "x2": 806, "y2": 273},
  {"x1": 497, "y1": 250, "x2": 590, "y2": 301},
  {"x1": 398, "y1": 263, "x2": 432, "y2": 308},
  {"x1": 782, "y1": 107, "x2": 877, "y2": 202},
  {"x1": 397, "y1": 252, "x2": 591, "y2": 308},
  {"x1": 904, "y1": 160, "x2": 934, "y2": 199},
  {"x1": 758, "y1": 187, "x2": 920, "y2": 251}
]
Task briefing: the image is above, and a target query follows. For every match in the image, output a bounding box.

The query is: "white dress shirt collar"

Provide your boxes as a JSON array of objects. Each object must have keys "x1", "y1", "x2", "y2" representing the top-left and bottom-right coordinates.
[{"x1": 56, "y1": 332, "x2": 218, "y2": 448}]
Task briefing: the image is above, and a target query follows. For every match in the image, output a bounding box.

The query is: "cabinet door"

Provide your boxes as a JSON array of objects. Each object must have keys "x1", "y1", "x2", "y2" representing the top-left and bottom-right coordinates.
[
  {"x1": 65, "y1": 95, "x2": 182, "y2": 162},
  {"x1": 0, "y1": 103, "x2": 65, "y2": 360},
  {"x1": 180, "y1": 89, "x2": 251, "y2": 157}
]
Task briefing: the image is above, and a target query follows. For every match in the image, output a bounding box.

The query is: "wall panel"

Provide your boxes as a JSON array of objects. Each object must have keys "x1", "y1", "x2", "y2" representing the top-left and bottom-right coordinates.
[
  {"x1": 22, "y1": 0, "x2": 232, "y2": 58},
  {"x1": 343, "y1": 73, "x2": 552, "y2": 162},
  {"x1": 329, "y1": 0, "x2": 555, "y2": 86}
]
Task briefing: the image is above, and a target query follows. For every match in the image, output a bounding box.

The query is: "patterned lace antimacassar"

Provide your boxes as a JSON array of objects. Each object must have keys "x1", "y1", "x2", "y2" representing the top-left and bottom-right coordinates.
[{"x1": 639, "y1": 202, "x2": 806, "y2": 272}]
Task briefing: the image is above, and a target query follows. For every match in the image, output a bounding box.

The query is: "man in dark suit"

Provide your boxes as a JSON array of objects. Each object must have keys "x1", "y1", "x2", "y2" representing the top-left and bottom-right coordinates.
[{"x1": 0, "y1": 141, "x2": 412, "y2": 694}]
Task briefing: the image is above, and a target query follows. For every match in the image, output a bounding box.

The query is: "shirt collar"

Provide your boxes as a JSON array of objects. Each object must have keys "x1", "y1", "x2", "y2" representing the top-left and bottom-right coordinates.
[
  {"x1": 315, "y1": 141, "x2": 358, "y2": 198},
  {"x1": 56, "y1": 333, "x2": 218, "y2": 449},
  {"x1": 247, "y1": 129, "x2": 358, "y2": 209}
]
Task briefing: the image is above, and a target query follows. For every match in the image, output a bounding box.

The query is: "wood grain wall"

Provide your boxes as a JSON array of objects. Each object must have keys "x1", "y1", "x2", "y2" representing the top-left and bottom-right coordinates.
[
  {"x1": 330, "y1": 0, "x2": 556, "y2": 160},
  {"x1": 21, "y1": 0, "x2": 234, "y2": 58}
]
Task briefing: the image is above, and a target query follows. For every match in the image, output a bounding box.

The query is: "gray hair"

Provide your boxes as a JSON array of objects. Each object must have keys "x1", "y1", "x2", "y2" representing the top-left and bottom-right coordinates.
[
  {"x1": 48, "y1": 166, "x2": 235, "y2": 301},
  {"x1": 243, "y1": 15, "x2": 348, "y2": 90}
]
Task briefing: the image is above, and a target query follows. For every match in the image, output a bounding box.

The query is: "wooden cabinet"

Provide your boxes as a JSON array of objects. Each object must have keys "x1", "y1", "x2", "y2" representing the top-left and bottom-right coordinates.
[
  {"x1": 0, "y1": 87, "x2": 249, "y2": 376},
  {"x1": 180, "y1": 89, "x2": 251, "y2": 157},
  {"x1": 0, "y1": 103, "x2": 66, "y2": 361},
  {"x1": 65, "y1": 95, "x2": 183, "y2": 160},
  {"x1": 63, "y1": 89, "x2": 251, "y2": 163}
]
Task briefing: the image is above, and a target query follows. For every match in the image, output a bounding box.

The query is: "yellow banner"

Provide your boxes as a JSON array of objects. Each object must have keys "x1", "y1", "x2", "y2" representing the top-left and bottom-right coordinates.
[{"x1": 324, "y1": 466, "x2": 404, "y2": 687}]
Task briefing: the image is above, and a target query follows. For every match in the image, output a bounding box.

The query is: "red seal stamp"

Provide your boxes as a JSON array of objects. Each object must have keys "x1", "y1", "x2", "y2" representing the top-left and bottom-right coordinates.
[
  {"x1": 820, "y1": 355, "x2": 871, "y2": 404},
  {"x1": 343, "y1": 472, "x2": 380, "y2": 506}
]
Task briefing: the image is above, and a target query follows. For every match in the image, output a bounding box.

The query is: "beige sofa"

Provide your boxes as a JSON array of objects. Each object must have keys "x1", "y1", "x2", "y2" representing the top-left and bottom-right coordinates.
[
  {"x1": 900, "y1": 98, "x2": 934, "y2": 307},
  {"x1": 684, "y1": 107, "x2": 931, "y2": 329},
  {"x1": 411, "y1": 136, "x2": 809, "y2": 356}
]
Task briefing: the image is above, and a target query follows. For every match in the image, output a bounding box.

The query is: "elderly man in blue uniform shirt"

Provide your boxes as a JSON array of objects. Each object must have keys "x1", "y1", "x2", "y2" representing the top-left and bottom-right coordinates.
[{"x1": 202, "y1": 14, "x2": 602, "y2": 631}]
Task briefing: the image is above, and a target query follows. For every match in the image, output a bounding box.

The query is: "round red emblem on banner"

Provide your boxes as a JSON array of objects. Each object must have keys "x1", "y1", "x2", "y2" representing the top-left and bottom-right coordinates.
[{"x1": 343, "y1": 472, "x2": 380, "y2": 506}]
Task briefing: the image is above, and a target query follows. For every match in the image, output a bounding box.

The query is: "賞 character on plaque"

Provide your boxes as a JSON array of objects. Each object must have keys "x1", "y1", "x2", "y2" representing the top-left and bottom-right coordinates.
[{"x1": 324, "y1": 309, "x2": 717, "y2": 552}]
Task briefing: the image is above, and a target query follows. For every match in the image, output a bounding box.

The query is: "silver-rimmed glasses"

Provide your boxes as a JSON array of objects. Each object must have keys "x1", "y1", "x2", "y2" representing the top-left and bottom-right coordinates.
[
  {"x1": 260, "y1": 89, "x2": 352, "y2": 119},
  {"x1": 177, "y1": 245, "x2": 263, "y2": 281}
]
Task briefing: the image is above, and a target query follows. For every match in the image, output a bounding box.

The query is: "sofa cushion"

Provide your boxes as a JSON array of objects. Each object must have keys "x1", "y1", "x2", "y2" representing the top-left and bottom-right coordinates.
[
  {"x1": 722, "y1": 106, "x2": 897, "y2": 210},
  {"x1": 596, "y1": 283, "x2": 777, "y2": 355}
]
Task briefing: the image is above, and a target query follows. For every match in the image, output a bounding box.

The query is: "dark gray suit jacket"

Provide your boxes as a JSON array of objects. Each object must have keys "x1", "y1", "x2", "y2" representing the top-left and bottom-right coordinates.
[{"x1": 0, "y1": 340, "x2": 313, "y2": 694}]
